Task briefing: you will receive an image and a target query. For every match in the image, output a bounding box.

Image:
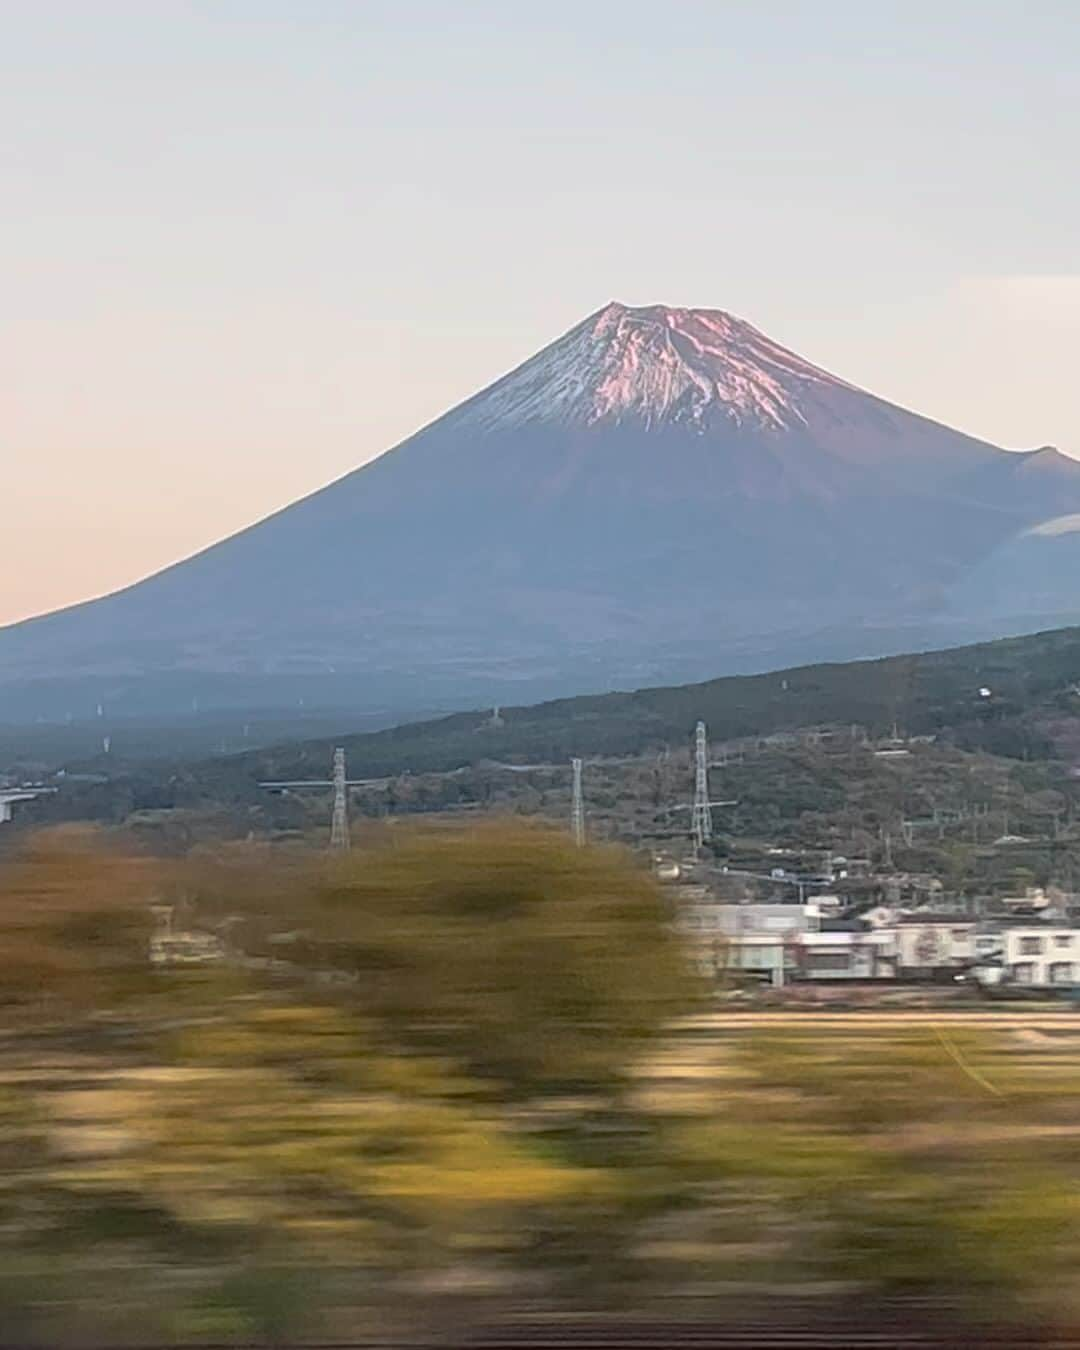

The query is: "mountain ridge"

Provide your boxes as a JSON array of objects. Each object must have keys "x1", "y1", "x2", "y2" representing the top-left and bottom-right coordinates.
[
  {"x1": 234, "y1": 620, "x2": 1080, "y2": 783},
  {"x1": 3, "y1": 301, "x2": 1079, "y2": 723},
  {"x1": 34, "y1": 623, "x2": 1080, "y2": 811}
]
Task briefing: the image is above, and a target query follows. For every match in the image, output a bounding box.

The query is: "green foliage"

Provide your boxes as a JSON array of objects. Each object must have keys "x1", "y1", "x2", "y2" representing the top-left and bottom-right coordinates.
[{"x1": 188, "y1": 823, "x2": 695, "y2": 1098}]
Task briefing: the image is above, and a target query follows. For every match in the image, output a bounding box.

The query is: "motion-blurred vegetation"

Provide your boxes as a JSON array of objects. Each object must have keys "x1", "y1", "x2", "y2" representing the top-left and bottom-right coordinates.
[{"x1": 2, "y1": 824, "x2": 1080, "y2": 1341}]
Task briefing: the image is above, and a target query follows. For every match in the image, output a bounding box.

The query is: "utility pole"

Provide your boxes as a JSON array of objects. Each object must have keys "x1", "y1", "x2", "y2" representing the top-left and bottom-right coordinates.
[
  {"x1": 330, "y1": 747, "x2": 350, "y2": 851},
  {"x1": 691, "y1": 721, "x2": 713, "y2": 853},
  {"x1": 570, "y1": 757, "x2": 585, "y2": 847}
]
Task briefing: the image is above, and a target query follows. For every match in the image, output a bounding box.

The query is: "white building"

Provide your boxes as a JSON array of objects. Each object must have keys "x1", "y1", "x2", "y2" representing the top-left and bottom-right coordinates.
[
  {"x1": 679, "y1": 901, "x2": 821, "y2": 940},
  {"x1": 678, "y1": 902, "x2": 820, "y2": 986},
  {"x1": 1003, "y1": 927, "x2": 1080, "y2": 986},
  {"x1": 895, "y1": 917, "x2": 976, "y2": 974}
]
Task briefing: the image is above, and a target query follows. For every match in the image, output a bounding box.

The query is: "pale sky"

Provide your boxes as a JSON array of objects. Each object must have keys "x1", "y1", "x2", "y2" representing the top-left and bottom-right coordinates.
[{"x1": 3, "y1": 1, "x2": 1079, "y2": 625}]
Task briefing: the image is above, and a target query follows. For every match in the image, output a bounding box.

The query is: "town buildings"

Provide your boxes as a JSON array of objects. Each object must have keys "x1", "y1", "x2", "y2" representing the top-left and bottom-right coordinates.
[{"x1": 678, "y1": 893, "x2": 1080, "y2": 990}]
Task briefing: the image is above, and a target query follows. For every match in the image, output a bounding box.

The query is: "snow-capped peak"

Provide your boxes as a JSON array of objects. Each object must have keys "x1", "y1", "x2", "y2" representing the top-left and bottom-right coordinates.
[{"x1": 457, "y1": 301, "x2": 856, "y2": 434}]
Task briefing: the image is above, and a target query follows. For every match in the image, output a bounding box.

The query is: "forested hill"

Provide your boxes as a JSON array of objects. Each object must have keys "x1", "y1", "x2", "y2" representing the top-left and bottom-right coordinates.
[{"x1": 189, "y1": 625, "x2": 1080, "y2": 791}]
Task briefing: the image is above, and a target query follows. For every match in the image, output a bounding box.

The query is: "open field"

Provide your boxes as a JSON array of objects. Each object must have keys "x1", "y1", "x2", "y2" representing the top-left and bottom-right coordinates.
[
  {"x1": 685, "y1": 1009, "x2": 1080, "y2": 1029},
  {"x1": 657, "y1": 1010, "x2": 1080, "y2": 1106}
]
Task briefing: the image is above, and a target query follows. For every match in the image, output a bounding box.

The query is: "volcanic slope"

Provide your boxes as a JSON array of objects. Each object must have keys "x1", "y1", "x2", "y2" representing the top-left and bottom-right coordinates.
[{"x1": 3, "y1": 302, "x2": 1079, "y2": 721}]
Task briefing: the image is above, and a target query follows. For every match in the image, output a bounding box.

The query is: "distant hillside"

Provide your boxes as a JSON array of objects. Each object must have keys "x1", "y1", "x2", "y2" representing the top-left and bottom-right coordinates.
[
  {"x1": 187, "y1": 625, "x2": 1080, "y2": 791},
  {"x1": 15, "y1": 624, "x2": 1080, "y2": 841}
]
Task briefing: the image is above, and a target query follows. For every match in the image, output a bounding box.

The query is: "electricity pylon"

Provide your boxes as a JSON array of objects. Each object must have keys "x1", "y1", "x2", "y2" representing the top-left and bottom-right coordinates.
[
  {"x1": 691, "y1": 721, "x2": 713, "y2": 852},
  {"x1": 330, "y1": 746, "x2": 350, "y2": 851},
  {"x1": 570, "y1": 757, "x2": 585, "y2": 846}
]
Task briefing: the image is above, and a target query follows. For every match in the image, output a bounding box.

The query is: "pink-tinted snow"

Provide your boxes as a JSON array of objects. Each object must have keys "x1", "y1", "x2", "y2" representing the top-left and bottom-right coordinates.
[{"x1": 459, "y1": 301, "x2": 859, "y2": 435}]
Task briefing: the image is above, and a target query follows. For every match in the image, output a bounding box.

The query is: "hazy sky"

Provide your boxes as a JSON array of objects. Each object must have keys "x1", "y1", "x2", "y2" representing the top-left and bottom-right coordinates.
[{"x1": 4, "y1": 1, "x2": 1078, "y2": 625}]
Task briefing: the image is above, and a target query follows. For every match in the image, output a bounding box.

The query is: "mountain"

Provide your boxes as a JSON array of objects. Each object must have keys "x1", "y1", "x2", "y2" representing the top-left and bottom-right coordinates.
[{"x1": 4, "y1": 301, "x2": 1080, "y2": 724}]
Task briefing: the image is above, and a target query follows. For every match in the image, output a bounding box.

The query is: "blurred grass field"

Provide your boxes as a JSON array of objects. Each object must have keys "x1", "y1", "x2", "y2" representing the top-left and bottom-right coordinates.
[{"x1": 3, "y1": 825, "x2": 1080, "y2": 1343}]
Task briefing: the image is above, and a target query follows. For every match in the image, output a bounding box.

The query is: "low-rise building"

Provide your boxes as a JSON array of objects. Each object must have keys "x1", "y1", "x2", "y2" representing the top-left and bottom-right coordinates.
[
  {"x1": 1002, "y1": 926, "x2": 1080, "y2": 986},
  {"x1": 677, "y1": 890, "x2": 1080, "y2": 992},
  {"x1": 895, "y1": 915, "x2": 976, "y2": 977},
  {"x1": 680, "y1": 901, "x2": 820, "y2": 939},
  {"x1": 720, "y1": 932, "x2": 793, "y2": 984},
  {"x1": 797, "y1": 928, "x2": 897, "y2": 980},
  {"x1": 679, "y1": 902, "x2": 819, "y2": 986}
]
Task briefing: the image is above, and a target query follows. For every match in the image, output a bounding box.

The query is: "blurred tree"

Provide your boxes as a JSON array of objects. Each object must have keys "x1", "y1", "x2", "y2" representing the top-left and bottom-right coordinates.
[
  {"x1": 9, "y1": 823, "x2": 1080, "y2": 1337},
  {"x1": 187, "y1": 823, "x2": 695, "y2": 1100}
]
